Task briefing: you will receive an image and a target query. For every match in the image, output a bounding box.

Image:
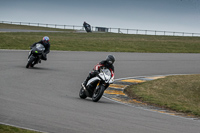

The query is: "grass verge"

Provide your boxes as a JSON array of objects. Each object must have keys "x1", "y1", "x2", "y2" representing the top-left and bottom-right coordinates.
[
  {"x1": 0, "y1": 32, "x2": 200, "y2": 53},
  {"x1": 0, "y1": 23, "x2": 200, "y2": 53},
  {"x1": 0, "y1": 124, "x2": 41, "y2": 133},
  {"x1": 124, "y1": 74, "x2": 200, "y2": 117}
]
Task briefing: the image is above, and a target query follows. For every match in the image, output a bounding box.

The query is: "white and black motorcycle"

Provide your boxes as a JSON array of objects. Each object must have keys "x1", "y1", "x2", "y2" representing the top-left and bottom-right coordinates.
[
  {"x1": 79, "y1": 67, "x2": 114, "y2": 102},
  {"x1": 26, "y1": 43, "x2": 45, "y2": 68}
]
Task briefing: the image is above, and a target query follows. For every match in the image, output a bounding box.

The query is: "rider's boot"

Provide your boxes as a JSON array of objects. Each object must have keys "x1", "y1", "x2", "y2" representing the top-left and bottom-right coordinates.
[
  {"x1": 82, "y1": 73, "x2": 92, "y2": 90},
  {"x1": 82, "y1": 71, "x2": 97, "y2": 90},
  {"x1": 82, "y1": 80, "x2": 88, "y2": 90}
]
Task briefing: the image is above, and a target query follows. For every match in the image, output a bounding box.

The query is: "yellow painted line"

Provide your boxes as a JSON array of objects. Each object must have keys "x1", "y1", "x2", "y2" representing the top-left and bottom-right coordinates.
[
  {"x1": 111, "y1": 98, "x2": 147, "y2": 105},
  {"x1": 120, "y1": 79, "x2": 145, "y2": 83},
  {"x1": 104, "y1": 90, "x2": 126, "y2": 95},
  {"x1": 150, "y1": 109, "x2": 176, "y2": 116},
  {"x1": 150, "y1": 109, "x2": 196, "y2": 117},
  {"x1": 131, "y1": 99, "x2": 144, "y2": 104},
  {"x1": 146, "y1": 76, "x2": 166, "y2": 80},
  {"x1": 109, "y1": 84, "x2": 128, "y2": 89},
  {"x1": 113, "y1": 98, "x2": 178, "y2": 117},
  {"x1": 111, "y1": 98, "x2": 129, "y2": 103}
]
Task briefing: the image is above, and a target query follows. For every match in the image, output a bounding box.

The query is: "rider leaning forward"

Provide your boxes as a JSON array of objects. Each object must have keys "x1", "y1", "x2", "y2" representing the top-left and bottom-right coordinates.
[
  {"x1": 30, "y1": 36, "x2": 50, "y2": 61},
  {"x1": 82, "y1": 55, "x2": 115, "y2": 88}
]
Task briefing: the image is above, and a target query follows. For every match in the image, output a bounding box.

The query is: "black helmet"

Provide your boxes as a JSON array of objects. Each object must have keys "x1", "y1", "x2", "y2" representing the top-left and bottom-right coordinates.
[{"x1": 106, "y1": 55, "x2": 115, "y2": 65}]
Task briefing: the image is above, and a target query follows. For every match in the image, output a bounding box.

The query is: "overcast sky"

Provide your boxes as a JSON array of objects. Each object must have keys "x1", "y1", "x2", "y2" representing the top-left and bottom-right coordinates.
[{"x1": 0, "y1": 0, "x2": 200, "y2": 33}]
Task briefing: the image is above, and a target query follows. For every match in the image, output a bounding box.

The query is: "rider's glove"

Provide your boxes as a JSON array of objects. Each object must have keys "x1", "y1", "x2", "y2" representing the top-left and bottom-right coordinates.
[{"x1": 94, "y1": 70, "x2": 100, "y2": 75}]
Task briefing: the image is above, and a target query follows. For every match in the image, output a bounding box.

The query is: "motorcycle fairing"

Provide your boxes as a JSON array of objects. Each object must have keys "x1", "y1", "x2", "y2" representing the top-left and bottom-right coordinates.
[{"x1": 87, "y1": 77, "x2": 100, "y2": 87}]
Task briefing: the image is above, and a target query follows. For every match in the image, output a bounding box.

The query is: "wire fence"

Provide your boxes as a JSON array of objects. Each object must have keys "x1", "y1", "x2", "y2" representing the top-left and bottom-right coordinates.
[{"x1": 1, "y1": 21, "x2": 200, "y2": 37}]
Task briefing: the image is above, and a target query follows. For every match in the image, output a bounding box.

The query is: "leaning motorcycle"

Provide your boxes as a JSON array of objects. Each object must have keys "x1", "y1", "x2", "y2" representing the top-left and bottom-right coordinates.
[
  {"x1": 84, "y1": 24, "x2": 92, "y2": 32},
  {"x1": 79, "y1": 67, "x2": 114, "y2": 102},
  {"x1": 26, "y1": 43, "x2": 45, "y2": 68}
]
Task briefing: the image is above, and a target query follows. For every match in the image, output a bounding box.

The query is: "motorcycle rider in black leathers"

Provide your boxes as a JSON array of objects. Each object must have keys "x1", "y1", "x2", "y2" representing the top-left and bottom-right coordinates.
[
  {"x1": 30, "y1": 36, "x2": 50, "y2": 61},
  {"x1": 82, "y1": 55, "x2": 115, "y2": 89},
  {"x1": 83, "y1": 21, "x2": 90, "y2": 28},
  {"x1": 83, "y1": 21, "x2": 91, "y2": 32}
]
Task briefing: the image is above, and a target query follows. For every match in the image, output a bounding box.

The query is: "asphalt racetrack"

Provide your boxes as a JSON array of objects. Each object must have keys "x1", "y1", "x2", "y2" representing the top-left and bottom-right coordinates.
[{"x1": 0, "y1": 50, "x2": 200, "y2": 133}]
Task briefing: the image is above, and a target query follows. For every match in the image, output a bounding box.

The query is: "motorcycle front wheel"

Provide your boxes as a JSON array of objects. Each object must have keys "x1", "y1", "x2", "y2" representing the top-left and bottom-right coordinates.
[
  {"x1": 26, "y1": 56, "x2": 35, "y2": 68},
  {"x1": 92, "y1": 85, "x2": 105, "y2": 102},
  {"x1": 79, "y1": 87, "x2": 87, "y2": 99}
]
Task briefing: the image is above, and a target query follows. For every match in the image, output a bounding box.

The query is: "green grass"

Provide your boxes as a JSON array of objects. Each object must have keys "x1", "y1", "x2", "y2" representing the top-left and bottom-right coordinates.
[
  {"x1": 1, "y1": 23, "x2": 200, "y2": 53},
  {"x1": 0, "y1": 32, "x2": 200, "y2": 53},
  {"x1": 0, "y1": 124, "x2": 41, "y2": 133},
  {"x1": 125, "y1": 74, "x2": 200, "y2": 117}
]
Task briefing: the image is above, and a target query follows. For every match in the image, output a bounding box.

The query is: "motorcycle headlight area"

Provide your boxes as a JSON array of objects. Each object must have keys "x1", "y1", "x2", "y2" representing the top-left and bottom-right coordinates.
[
  {"x1": 100, "y1": 69, "x2": 112, "y2": 83},
  {"x1": 103, "y1": 69, "x2": 111, "y2": 76}
]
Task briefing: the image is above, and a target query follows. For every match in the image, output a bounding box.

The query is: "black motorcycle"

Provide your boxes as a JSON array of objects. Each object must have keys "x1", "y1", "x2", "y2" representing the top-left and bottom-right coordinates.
[
  {"x1": 26, "y1": 43, "x2": 45, "y2": 68},
  {"x1": 84, "y1": 24, "x2": 92, "y2": 33}
]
